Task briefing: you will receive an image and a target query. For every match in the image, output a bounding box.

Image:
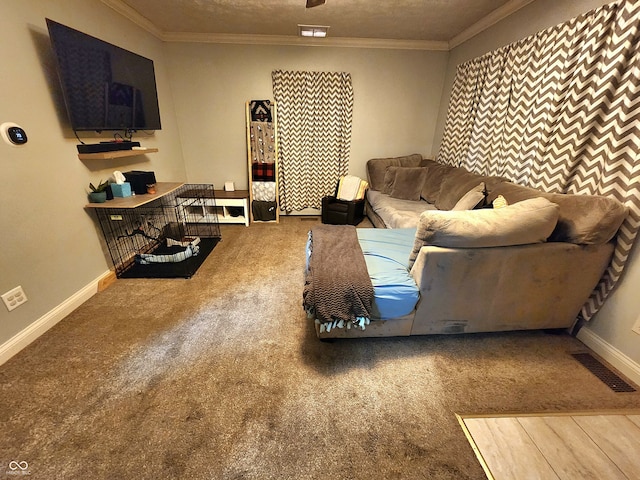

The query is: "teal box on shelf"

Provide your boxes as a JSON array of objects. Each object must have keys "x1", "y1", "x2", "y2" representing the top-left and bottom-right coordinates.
[{"x1": 111, "y1": 182, "x2": 132, "y2": 197}]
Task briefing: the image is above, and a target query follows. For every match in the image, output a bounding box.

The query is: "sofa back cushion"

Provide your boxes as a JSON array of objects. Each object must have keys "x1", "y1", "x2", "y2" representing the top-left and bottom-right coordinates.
[
  {"x1": 487, "y1": 182, "x2": 628, "y2": 244},
  {"x1": 435, "y1": 168, "x2": 504, "y2": 210},
  {"x1": 408, "y1": 197, "x2": 560, "y2": 269},
  {"x1": 366, "y1": 154, "x2": 423, "y2": 191},
  {"x1": 420, "y1": 162, "x2": 456, "y2": 204}
]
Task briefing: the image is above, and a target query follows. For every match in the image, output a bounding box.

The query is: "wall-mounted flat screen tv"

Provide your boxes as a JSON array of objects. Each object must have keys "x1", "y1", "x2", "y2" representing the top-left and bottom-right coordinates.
[{"x1": 46, "y1": 18, "x2": 162, "y2": 132}]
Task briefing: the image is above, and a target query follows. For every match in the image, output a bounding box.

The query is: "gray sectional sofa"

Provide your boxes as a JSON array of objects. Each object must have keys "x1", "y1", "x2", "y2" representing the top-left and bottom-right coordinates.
[{"x1": 313, "y1": 153, "x2": 627, "y2": 339}]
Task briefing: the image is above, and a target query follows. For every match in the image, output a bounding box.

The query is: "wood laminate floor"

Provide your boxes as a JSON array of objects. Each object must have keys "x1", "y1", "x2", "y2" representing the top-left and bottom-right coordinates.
[{"x1": 458, "y1": 411, "x2": 640, "y2": 480}]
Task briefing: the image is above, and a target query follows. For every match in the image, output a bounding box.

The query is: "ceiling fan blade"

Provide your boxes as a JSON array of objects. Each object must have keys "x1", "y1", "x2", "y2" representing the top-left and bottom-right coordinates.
[{"x1": 306, "y1": 0, "x2": 326, "y2": 8}]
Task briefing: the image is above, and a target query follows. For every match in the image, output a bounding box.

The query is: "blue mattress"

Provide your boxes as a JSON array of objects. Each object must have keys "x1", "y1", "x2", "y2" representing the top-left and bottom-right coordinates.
[{"x1": 356, "y1": 228, "x2": 419, "y2": 319}]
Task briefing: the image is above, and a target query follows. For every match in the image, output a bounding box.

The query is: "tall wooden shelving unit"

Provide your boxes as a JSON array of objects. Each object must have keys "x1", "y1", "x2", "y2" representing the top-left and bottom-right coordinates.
[{"x1": 246, "y1": 100, "x2": 279, "y2": 223}]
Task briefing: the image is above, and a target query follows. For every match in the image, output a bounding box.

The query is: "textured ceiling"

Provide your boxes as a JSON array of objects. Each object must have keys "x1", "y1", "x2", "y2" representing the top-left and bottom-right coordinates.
[{"x1": 111, "y1": 0, "x2": 524, "y2": 45}]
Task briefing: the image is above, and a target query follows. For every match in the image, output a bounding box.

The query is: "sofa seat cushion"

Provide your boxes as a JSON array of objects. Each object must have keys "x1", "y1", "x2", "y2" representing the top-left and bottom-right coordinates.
[
  {"x1": 488, "y1": 182, "x2": 628, "y2": 244},
  {"x1": 408, "y1": 197, "x2": 560, "y2": 268},
  {"x1": 367, "y1": 190, "x2": 438, "y2": 229},
  {"x1": 357, "y1": 228, "x2": 420, "y2": 319}
]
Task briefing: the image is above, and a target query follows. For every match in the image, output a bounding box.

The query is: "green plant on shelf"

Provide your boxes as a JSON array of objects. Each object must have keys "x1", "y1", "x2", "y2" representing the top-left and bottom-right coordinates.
[
  {"x1": 89, "y1": 179, "x2": 110, "y2": 193},
  {"x1": 88, "y1": 179, "x2": 110, "y2": 203}
]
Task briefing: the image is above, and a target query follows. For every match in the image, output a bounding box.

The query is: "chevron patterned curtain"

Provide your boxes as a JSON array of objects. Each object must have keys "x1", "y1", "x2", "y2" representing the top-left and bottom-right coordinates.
[
  {"x1": 438, "y1": 0, "x2": 640, "y2": 321},
  {"x1": 272, "y1": 70, "x2": 353, "y2": 212}
]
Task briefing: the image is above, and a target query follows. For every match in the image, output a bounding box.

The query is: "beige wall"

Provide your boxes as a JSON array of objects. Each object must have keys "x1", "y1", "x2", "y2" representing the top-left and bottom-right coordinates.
[
  {"x1": 433, "y1": 0, "x2": 640, "y2": 372},
  {"x1": 0, "y1": 1, "x2": 185, "y2": 345},
  {"x1": 165, "y1": 43, "x2": 448, "y2": 189}
]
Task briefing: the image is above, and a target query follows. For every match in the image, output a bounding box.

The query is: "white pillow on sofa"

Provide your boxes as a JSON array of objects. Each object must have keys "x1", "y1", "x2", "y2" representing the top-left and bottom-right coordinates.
[{"x1": 408, "y1": 197, "x2": 560, "y2": 269}]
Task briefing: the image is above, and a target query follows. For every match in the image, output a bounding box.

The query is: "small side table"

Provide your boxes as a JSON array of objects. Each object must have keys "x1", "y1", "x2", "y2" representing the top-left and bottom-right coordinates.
[{"x1": 214, "y1": 190, "x2": 250, "y2": 226}]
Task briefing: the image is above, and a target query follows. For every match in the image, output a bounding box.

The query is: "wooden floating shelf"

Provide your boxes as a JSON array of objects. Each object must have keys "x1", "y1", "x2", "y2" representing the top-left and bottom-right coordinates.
[
  {"x1": 85, "y1": 182, "x2": 184, "y2": 209},
  {"x1": 78, "y1": 148, "x2": 158, "y2": 160}
]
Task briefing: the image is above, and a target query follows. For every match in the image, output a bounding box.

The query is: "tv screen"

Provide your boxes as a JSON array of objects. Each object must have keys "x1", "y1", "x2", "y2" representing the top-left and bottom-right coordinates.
[{"x1": 46, "y1": 18, "x2": 162, "y2": 132}]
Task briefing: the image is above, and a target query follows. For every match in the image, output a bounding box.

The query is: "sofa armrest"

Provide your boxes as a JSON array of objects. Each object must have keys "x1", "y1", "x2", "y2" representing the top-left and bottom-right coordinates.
[{"x1": 409, "y1": 242, "x2": 614, "y2": 334}]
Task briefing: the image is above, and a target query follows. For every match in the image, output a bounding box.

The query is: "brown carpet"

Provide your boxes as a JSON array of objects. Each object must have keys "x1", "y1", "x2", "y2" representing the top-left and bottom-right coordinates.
[{"x1": 1, "y1": 216, "x2": 639, "y2": 479}]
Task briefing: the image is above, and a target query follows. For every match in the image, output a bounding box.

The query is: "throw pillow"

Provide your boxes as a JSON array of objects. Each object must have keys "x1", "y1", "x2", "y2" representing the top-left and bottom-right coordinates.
[
  {"x1": 381, "y1": 166, "x2": 400, "y2": 194},
  {"x1": 420, "y1": 162, "x2": 455, "y2": 204},
  {"x1": 408, "y1": 197, "x2": 560, "y2": 269},
  {"x1": 493, "y1": 195, "x2": 508, "y2": 209},
  {"x1": 366, "y1": 154, "x2": 423, "y2": 191},
  {"x1": 451, "y1": 182, "x2": 486, "y2": 211},
  {"x1": 436, "y1": 169, "x2": 505, "y2": 211},
  {"x1": 488, "y1": 181, "x2": 628, "y2": 244},
  {"x1": 390, "y1": 167, "x2": 428, "y2": 201}
]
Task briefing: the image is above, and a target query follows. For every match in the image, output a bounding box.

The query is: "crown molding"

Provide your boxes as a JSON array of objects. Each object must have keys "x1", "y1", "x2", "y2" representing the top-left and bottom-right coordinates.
[
  {"x1": 100, "y1": 0, "x2": 164, "y2": 39},
  {"x1": 162, "y1": 31, "x2": 448, "y2": 51},
  {"x1": 101, "y1": 0, "x2": 530, "y2": 52},
  {"x1": 448, "y1": 0, "x2": 536, "y2": 49}
]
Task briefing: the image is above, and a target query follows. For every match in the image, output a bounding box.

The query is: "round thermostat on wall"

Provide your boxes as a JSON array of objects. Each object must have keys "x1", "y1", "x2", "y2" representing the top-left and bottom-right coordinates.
[{"x1": 1, "y1": 122, "x2": 28, "y2": 146}]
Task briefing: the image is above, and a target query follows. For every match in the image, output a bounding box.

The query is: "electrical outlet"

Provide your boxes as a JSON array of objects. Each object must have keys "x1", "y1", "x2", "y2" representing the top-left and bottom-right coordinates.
[
  {"x1": 1, "y1": 286, "x2": 28, "y2": 312},
  {"x1": 632, "y1": 314, "x2": 640, "y2": 336}
]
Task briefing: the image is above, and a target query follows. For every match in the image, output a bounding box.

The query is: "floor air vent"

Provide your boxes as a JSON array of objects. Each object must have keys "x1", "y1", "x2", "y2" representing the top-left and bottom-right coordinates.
[{"x1": 571, "y1": 352, "x2": 636, "y2": 393}]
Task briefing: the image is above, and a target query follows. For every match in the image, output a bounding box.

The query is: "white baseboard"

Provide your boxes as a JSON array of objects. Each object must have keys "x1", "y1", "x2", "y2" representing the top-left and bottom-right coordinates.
[
  {"x1": 0, "y1": 270, "x2": 112, "y2": 366},
  {"x1": 577, "y1": 326, "x2": 640, "y2": 387}
]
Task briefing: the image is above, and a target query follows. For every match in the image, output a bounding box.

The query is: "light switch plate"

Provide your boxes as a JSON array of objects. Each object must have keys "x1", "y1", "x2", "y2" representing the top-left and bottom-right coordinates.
[{"x1": 632, "y1": 314, "x2": 640, "y2": 336}]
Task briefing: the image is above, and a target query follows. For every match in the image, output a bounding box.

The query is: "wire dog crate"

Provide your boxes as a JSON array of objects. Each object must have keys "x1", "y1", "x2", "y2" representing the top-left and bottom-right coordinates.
[{"x1": 93, "y1": 184, "x2": 221, "y2": 278}]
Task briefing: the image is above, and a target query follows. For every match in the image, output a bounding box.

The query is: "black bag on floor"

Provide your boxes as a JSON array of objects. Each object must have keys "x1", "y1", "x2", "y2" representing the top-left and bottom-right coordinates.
[{"x1": 252, "y1": 201, "x2": 277, "y2": 221}]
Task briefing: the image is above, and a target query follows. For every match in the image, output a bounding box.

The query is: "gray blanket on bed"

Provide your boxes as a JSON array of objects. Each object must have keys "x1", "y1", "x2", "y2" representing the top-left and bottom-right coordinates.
[{"x1": 303, "y1": 224, "x2": 374, "y2": 326}]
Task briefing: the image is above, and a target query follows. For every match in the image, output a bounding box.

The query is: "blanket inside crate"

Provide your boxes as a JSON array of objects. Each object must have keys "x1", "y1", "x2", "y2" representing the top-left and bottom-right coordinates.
[
  {"x1": 303, "y1": 225, "x2": 374, "y2": 332},
  {"x1": 135, "y1": 237, "x2": 200, "y2": 264}
]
